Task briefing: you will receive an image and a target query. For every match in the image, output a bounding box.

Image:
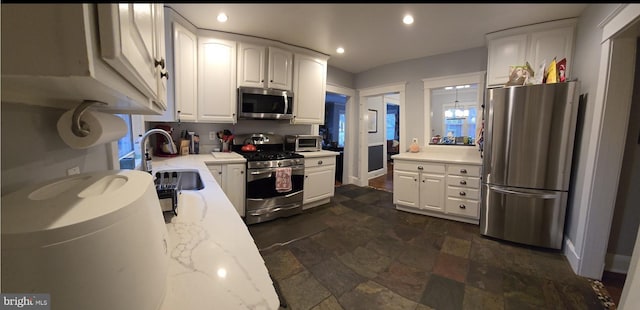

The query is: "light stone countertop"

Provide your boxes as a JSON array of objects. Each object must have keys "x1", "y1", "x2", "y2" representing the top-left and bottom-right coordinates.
[
  {"x1": 151, "y1": 154, "x2": 279, "y2": 310},
  {"x1": 296, "y1": 150, "x2": 340, "y2": 158},
  {"x1": 392, "y1": 150, "x2": 482, "y2": 165}
]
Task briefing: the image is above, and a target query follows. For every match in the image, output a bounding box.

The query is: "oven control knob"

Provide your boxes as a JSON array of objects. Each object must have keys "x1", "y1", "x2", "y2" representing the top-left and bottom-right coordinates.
[{"x1": 277, "y1": 161, "x2": 282, "y2": 167}]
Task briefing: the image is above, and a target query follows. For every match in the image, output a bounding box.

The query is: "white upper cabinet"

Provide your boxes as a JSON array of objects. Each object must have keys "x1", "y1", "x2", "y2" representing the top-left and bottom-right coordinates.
[
  {"x1": 486, "y1": 18, "x2": 576, "y2": 88},
  {"x1": 267, "y1": 47, "x2": 293, "y2": 91},
  {"x1": 1, "y1": 4, "x2": 165, "y2": 114},
  {"x1": 237, "y1": 43, "x2": 266, "y2": 88},
  {"x1": 198, "y1": 34, "x2": 237, "y2": 123},
  {"x1": 237, "y1": 44, "x2": 293, "y2": 91},
  {"x1": 292, "y1": 53, "x2": 327, "y2": 125},
  {"x1": 98, "y1": 3, "x2": 168, "y2": 109}
]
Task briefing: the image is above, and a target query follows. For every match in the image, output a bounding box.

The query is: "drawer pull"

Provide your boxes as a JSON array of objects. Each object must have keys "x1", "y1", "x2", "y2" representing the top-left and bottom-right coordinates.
[
  {"x1": 318, "y1": 160, "x2": 323, "y2": 165},
  {"x1": 459, "y1": 204, "x2": 466, "y2": 209},
  {"x1": 459, "y1": 191, "x2": 466, "y2": 196},
  {"x1": 459, "y1": 180, "x2": 467, "y2": 185},
  {"x1": 460, "y1": 169, "x2": 467, "y2": 174},
  {"x1": 417, "y1": 166, "x2": 424, "y2": 170}
]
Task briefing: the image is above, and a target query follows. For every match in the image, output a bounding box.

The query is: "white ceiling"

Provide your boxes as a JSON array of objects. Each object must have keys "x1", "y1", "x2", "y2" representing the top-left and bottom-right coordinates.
[{"x1": 166, "y1": 3, "x2": 588, "y2": 74}]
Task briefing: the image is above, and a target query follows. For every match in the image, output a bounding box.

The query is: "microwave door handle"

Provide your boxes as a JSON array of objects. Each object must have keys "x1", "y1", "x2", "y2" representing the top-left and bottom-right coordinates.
[{"x1": 284, "y1": 94, "x2": 288, "y2": 115}]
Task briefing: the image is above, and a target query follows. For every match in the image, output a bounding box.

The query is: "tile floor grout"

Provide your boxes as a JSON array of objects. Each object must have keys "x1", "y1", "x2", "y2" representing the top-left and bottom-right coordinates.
[{"x1": 250, "y1": 184, "x2": 611, "y2": 310}]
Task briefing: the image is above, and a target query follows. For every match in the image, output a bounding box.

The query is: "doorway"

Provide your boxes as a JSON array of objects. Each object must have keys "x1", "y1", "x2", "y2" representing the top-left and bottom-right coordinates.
[
  {"x1": 320, "y1": 92, "x2": 347, "y2": 185},
  {"x1": 368, "y1": 94, "x2": 400, "y2": 192},
  {"x1": 358, "y1": 83, "x2": 406, "y2": 187}
]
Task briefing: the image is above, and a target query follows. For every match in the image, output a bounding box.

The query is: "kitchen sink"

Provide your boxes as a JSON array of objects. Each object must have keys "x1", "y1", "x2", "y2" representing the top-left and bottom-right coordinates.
[{"x1": 154, "y1": 169, "x2": 204, "y2": 191}]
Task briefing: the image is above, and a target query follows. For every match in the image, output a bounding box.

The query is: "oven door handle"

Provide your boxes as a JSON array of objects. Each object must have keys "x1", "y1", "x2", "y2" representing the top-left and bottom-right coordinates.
[
  {"x1": 249, "y1": 167, "x2": 304, "y2": 175},
  {"x1": 248, "y1": 203, "x2": 300, "y2": 216},
  {"x1": 247, "y1": 190, "x2": 303, "y2": 201}
]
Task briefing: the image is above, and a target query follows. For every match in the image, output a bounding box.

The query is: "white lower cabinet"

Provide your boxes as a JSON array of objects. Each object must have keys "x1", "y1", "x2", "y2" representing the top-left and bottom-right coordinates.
[
  {"x1": 207, "y1": 163, "x2": 246, "y2": 217},
  {"x1": 393, "y1": 159, "x2": 481, "y2": 224},
  {"x1": 303, "y1": 155, "x2": 336, "y2": 209}
]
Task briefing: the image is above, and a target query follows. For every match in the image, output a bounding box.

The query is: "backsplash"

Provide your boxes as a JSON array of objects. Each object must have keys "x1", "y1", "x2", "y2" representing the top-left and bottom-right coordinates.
[{"x1": 146, "y1": 119, "x2": 316, "y2": 153}]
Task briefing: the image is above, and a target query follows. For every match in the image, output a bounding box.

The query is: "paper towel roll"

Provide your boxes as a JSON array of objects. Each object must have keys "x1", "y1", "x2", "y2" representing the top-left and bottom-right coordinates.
[{"x1": 57, "y1": 110, "x2": 128, "y2": 149}]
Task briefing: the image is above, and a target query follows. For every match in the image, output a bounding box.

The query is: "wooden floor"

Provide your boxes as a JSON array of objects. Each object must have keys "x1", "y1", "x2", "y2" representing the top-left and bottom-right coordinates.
[
  {"x1": 368, "y1": 161, "x2": 394, "y2": 192},
  {"x1": 602, "y1": 271, "x2": 626, "y2": 306}
]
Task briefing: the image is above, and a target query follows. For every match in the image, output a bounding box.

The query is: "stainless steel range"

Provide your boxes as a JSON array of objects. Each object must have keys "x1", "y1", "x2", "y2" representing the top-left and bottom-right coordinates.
[{"x1": 232, "y1": 133, "x2": 305, "y2": 225}]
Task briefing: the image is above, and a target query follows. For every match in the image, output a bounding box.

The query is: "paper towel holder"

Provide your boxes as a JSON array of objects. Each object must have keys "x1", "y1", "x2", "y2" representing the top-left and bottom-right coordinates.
[{"x1": 72, "y1": 100, "x2": 108, "y2": 137}]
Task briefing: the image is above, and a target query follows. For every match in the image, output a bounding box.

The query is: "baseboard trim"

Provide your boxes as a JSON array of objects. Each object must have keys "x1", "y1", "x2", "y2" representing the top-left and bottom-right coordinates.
[
  {"x1": 605, "y1": 253, "x2": 631, "y2": 274},
  {"x1": 564, "y1": 236, "x2": 581, "y2": 274}
]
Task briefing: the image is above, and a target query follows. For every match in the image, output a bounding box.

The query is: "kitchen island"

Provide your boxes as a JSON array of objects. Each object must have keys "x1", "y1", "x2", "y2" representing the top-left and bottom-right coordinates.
[{"x1": 152, "y1": 154, "x2": 280, "y2": 310}]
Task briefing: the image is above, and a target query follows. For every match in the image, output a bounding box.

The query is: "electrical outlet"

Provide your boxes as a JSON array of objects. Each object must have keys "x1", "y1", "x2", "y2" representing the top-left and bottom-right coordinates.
[
  {"x1": 209, "y1": 131, "x2": 217, "y2": 140},
  {"x1": 412, "y1": 138, "x2": 418, "y2": 143},
  {"x1": 67, "y1": 166, "x2": 80, "y2": 176}
]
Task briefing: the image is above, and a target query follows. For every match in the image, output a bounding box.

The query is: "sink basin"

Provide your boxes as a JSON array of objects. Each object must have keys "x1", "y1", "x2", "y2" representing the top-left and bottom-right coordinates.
[{"x1": 154, "y1": 169, "x2": 204, "y2": 191}]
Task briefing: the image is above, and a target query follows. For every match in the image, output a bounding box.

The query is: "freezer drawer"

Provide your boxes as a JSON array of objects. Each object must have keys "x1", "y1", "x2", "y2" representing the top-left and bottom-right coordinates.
[{"x1": 480, "y1": 184, "x2": 568, "y2": 249}]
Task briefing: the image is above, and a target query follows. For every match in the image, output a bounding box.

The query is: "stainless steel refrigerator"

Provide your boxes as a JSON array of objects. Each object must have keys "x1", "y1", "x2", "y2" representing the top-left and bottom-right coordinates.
[{"x1": 480, "y1": 81, "x2": 579, "y2": 249}]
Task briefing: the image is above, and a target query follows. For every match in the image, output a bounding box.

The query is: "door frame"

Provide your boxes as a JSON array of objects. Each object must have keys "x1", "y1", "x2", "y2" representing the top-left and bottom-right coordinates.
[
  {"x1": 326, "y1": 83, "x2": 356, "y2": 185},
  {"x1": 358, "y1": 82, "x2": 407, "y2": 186}
]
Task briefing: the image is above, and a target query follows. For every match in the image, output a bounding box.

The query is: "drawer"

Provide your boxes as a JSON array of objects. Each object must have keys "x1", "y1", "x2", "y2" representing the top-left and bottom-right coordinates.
[
  {"x1": 447, "y1": 164, "x2": 481, "y2": 177},
  {"x1": 447, "y1": 175, "x2": 480, "y2": 188},
  {"x1": 446, "y1": 197, "x2": 479, "y2": 218},
  {"x1": 395, "y1": 161, "x2": 445, "y2": 174},
  {"x1": 304, "y1": 156, "x2": 336, "y2": 168},
  {"x1": 447, "y1": 186, "x2": 480, "y2": 200}
]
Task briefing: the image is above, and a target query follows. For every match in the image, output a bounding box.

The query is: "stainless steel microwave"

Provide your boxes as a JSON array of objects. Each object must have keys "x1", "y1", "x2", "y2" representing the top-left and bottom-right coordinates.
[
  {"x1": 237, "y1": 87, "x2": 293, "y2": 120},
  {"x1": 285, "y1": 135, "x2": 322, "y2": 152}
]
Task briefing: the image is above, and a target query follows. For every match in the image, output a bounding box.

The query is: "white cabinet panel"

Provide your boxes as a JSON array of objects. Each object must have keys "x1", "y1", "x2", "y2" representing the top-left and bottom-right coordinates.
[
  {"x1": 527, "y1": 26, "x2": 575, "y2": 77},
  {"x1": 303, "y1": 165, "x2": 335, "y2": 206},
  {"x1": 292, "y1": 53, "x2": 327, "y2": 124},
  {"x1": 237, "y1": 43, "x2": 266, "y2": 88},
  {"x1": 420, "y1": 173, "x2": 445, "y2": 212},
  {"x1": 486, "y1": 34, "x2": 527, "y2": 87},
  {"x1": 198, "y1": 36, "x2": 237, "y2": 123},
  {"x1": 393, "y1": 170, "x2": 419, "y2": 208},
  {"x1": 172, "y1": 22, "x2": 198, "y2": 121},
  {"x1": 207, "y1": 164, "x2": 245, "y2": 217},
  {"x1": 268, "y1": 47, "x2": 293, "y2": 91}
]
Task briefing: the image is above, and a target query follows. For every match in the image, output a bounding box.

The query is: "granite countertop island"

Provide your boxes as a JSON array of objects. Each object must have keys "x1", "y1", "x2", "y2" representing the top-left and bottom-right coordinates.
[{"x1": 152, "y1": 154, "x2": 280, "y2": 310}]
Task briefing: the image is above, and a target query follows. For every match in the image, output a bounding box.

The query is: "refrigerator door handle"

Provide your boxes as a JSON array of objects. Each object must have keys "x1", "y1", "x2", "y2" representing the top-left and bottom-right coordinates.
[{"x1": 488, "y1": 185, "x2": 559, "y2": 199}]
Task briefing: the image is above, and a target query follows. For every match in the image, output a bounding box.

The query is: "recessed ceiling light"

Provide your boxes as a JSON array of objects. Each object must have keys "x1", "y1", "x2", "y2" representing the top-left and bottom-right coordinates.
[
  {"x1": 336, "y1": 47, "x2": 345, "y2": 54},
  {"x1": 217, "y1": 13, "x2": 228, "y2": 23},
  {"x1": 403, "y1": 15, "x2": 414, "y2": 25}
]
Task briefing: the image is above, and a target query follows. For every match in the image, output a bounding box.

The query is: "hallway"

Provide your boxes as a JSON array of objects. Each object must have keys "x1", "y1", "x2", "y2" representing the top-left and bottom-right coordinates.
[{"x1": 368, "y1": 161, "x2": 394, "y2": 192}]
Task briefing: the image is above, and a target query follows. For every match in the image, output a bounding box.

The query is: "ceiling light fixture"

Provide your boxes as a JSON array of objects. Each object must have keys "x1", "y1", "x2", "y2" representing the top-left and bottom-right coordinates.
[
  {"x1": 403, "y1": 15, "x2": 414, "y2": 25},
  {"x1": 336, "y1": 47, "x2": 345, "y2": 54},
  {"x1": 217, "y1": 13, "x2": 228, "y2": 23}
]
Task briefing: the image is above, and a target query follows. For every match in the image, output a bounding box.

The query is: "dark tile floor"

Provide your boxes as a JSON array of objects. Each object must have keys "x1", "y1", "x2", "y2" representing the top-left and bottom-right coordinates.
[{"x1": 249, "y1": 184, "x2": 606, "y2": 310}]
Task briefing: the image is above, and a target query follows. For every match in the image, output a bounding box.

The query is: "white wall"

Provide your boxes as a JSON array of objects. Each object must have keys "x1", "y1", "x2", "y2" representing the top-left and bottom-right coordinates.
[
  {"x1": 355, "y1": 47, "x2": 487, "y2": 148},
  {"x1": 564, "y1": 3, "x2": 621, "y2": 272},
  {"x1": 366, "y1": 96, "x2": 384, "y2": 145},
  {"x1": 1, "y1": 103, "x2": 112, "y2": 195},
  {"x1": 327, "y1": 65, "x2": 356, "y2": 89}
]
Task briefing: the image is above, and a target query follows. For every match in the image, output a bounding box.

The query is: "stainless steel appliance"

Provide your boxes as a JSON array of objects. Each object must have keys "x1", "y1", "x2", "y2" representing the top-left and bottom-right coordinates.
[
  {"x1": 480, "y1": 81, "x2": 579, "y2": 249},
  {"x1": 284, "y1": 135, "x2": 322, "y2": 152},
  {"x1": 233, "y1": 133, "x2": 305, "y2": 225},
  {"x1": 238, "y1": 87, "x2": 294, "y2": 120}
]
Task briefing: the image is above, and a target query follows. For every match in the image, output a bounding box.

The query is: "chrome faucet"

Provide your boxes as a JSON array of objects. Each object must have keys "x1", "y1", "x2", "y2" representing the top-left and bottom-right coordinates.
[{"x1": 140, "y1": 129, "x2": 177, "y2": 173}]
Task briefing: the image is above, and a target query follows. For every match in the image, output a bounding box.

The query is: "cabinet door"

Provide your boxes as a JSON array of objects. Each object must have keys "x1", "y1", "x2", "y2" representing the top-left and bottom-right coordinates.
[
  {"x1": 486, "y1": 34, "x2": 527, "y2": 87},
  {"x1": 268, "y1": 47, "x2": 293, "y2": 91},
  {"x1": 208, "y1": 165, "x2": 223, "y2": 186},
  {"x1": 303, "y1": 165, "x2": 335, "y2": 205},
  {"x1": 292, "y1": 54, "x2": 327, "y2": 124},
  {"x1": 172, "y1": 22, "x2": 198, "y2": 122},
  {"x1": 237, "y1": 43, "x2": 266, "y2": 88},
  {"x1": 153, "y1": 4, "x2": 167, "y2": 108},
  {"x1": 98, "y1": 4, "x2": 160, "y2": 102},
  {"x1": 420, "y1": 173, "x2": 445, "y2": 212},
  {"x1": 198, "y1": 37, "x2": 237, "y2": 123},
  {"x1": 527, "y1": 26, "x2": 575, "y2": 79},
  {"x1": 225, "y1": 164, "x2": 246, "y2": 217},
  {"x1": 393, "y1": 170, "x2": 419, "y2": 208}
]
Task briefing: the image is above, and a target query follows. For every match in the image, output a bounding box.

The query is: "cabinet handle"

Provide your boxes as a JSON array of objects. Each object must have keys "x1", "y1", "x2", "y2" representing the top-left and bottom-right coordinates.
[
  {"x1": 154, "y1": 58, "x2": 165, "y2": 69},
  {"x1": 460, "y1": 180, "x2": 467, "y2": 185},
  {"x1": 305, "y1": 175, "x2": 309, "y2": 179},
  {"x1": 414, "y1": 178, "x2": 417, "y2": 182},
  {"x1": 417, "y1": 166, "x2": 423, "y2": 170},
  {"x1": 422, "y1": 179, "x2": 425, "y2": 183},
  {"x1": 270, "y1": 80, "x2": 273, "y2": 82},
  {"x1": 460, "y1": 169, "x2": 467, "y2": 174},
  {"x1": 240, "y1": 171, "x2": 244, "y2": 174},
  {"x1": 160, "y1": 71, "x2": 169, "y2": 80},
  {"x1": 318, "y1": 160, "x2": 323, "y2": 165},
  {"x1": 218, "y1": 171, "x2": 222, "y2": 175},
  {"x1": 459, "y1": 204, "x2": 466, "y2": 209},
  {"x1": 459, "y1": 191, "x2": 466, "y2": 196}
]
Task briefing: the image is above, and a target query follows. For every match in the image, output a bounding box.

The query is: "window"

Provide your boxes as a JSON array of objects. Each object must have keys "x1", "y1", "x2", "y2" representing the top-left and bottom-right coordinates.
[
  {"x1": 115, "y1": 114, "x2": 135, "y2": 169},
  {"x1": 338, "y1": 113, "x2": 345, "y2": 147}
]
